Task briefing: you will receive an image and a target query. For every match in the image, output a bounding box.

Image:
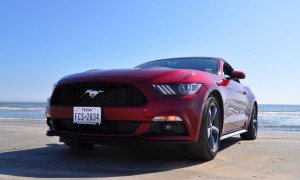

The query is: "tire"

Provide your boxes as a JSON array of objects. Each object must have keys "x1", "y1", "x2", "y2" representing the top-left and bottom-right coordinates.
[
  {"x1": 64, "y1": 142, "x2": 95, "y2": 149},
  {"x1": 186, "y1": 95, "x2": 221, "y2": 160},
  {"x1": 240, "y1": 105, "x2": 258, "y2": 140}
]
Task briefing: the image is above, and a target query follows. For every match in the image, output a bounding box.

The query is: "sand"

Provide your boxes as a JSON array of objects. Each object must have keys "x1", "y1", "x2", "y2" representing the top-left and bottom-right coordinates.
[{"x1": 0, "y1": 120, "x2": 299, "y2": 180}]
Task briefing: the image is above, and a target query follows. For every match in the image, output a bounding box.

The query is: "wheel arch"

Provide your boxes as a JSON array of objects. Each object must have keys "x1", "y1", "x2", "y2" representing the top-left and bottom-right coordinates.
[
  {"x1": 209, "y1": 90, "x2": 224, "y2": 135},
  {"x1": 254, "y1": 101, "x2": 258, "y2": 118},
  {"x1": 245, "y1": 101, "x2": 258, "y2": 130}
]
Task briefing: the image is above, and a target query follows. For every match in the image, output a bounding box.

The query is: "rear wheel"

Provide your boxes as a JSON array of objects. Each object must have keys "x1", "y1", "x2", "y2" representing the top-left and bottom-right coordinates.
[
  {"x1": 186, "y1": 95, "x2": 221, "y2": 160},
  {"x1": 64, "y1": 142, "x2": 95, "y2": 149},
  {"x1": 240, "y1": 105, "x2": 258, "y2": 140}
]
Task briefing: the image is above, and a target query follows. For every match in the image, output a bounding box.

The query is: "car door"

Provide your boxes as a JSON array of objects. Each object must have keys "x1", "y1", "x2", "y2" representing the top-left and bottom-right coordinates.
[{"x1": 222, "y1": 63, "x2": 248, "y2": 133}]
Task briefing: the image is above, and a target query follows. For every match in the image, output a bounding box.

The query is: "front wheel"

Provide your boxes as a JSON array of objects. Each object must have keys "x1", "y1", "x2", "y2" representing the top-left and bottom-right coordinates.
[{"x1": 186, "y1": 95, "x2": 221, "y2": 160}]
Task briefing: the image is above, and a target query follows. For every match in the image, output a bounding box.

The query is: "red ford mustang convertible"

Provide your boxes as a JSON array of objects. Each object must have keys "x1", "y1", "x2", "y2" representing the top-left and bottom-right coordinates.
[{"x1": 46, "y1": 57, "x2": 257, "y2": 160}]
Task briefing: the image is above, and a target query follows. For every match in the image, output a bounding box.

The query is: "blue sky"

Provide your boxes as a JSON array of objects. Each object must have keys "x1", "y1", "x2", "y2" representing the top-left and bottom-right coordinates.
[{"x1": 0, "y1": 0, "x2": 299, "y2": 104}]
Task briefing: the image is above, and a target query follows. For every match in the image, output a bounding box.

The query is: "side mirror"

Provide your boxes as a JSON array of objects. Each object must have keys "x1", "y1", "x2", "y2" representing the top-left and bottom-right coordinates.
[{"x1": 230, "y1": 71, "x2": 246, "y2": 80}]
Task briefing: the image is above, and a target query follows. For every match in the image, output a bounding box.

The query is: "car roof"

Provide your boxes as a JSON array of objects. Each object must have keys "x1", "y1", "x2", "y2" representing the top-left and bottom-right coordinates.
[{"x1": 152, "y1": 56, "x2": 222, "y2": 61}]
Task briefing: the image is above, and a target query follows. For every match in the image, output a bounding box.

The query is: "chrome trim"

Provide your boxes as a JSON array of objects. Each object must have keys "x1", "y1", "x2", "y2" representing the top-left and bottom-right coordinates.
[
  {"x1": 220, "y1": 130, "x2": 247, "y2": 140},
  {"x1": 85, "y1": 89, "x2": 104, "y2": 98}
]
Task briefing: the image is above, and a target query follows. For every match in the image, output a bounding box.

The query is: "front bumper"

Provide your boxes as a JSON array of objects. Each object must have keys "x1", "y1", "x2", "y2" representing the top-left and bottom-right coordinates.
[
  {"x1": 47, "y1": 80, "x2": 208, "y2": 143},
  {"x1": 48, "y1": 129, "x2": 197, "y2": 146}
]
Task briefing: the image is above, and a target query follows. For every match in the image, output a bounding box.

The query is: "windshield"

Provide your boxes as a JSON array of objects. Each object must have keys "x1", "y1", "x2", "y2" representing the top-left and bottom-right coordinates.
[{"x1": 136, "y1": 58, "x2": 219, "y2": 74}]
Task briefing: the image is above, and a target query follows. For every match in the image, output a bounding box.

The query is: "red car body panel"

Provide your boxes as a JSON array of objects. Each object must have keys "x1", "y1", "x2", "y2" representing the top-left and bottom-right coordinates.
[{"x1": 47, "y1": 57, "x2": 256, "y2": 144}]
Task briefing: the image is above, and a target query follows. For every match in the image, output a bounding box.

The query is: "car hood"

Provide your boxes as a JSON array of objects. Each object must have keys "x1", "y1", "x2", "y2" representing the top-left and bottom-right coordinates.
[{"x1": 59, "y1": 67, "x2": 217, "y2": 84}]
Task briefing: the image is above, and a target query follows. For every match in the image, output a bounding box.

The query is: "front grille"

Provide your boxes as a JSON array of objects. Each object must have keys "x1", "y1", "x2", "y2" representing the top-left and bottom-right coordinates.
[
  {"x1": 51, "y1": 83, "x2": 147, "y2": 106},
  {"x1": 53, "y1": 119, "x2": 139, "y2": 135}
]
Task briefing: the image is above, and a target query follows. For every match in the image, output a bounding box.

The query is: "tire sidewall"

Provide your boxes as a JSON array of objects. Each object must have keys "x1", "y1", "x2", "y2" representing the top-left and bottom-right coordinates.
[
  {"x1": 200, "y1": 96, "x2": 221, "y2": 157},
  {"x1": 251, "y1": 105, "x2": 258, "y2": 139}
]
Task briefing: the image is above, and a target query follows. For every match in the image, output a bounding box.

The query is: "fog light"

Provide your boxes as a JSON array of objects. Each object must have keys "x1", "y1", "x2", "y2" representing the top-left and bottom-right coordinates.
[
  {"x1": 153, "y1": 116, "x2": 182, "y2": 122},
  {"x1": 163, "y1": 124, "x2": 173, "y2": 131},
  {"x1": 162, "y1": 122, "x2": 177, "y2": 133}
]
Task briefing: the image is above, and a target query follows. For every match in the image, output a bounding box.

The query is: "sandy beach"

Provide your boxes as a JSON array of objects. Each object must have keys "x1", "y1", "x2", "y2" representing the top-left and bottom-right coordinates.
[{"x1": 0, "y1": 120, "x2": 299, "y2": 180}]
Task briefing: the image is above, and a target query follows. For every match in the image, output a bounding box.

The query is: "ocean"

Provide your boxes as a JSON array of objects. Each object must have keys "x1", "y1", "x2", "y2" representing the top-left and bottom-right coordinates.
[
  {"x1": 0, "y1": 102, "x2": 46, "y2": 121},
  {"x1": 259, "y1": 104, "x2": 300, "y2": 132},
  {"x1": 0, "y1": 102, "x2": 299, "y2": 132}
]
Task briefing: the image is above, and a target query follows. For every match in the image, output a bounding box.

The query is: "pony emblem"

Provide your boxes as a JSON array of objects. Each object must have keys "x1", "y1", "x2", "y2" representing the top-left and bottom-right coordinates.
[{"x1": 85, "y1": 89, "x2": 104, "y2": 98}]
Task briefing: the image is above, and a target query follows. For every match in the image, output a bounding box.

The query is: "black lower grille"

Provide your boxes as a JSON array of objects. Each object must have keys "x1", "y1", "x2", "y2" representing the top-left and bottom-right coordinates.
[
  {"x1": 53, "y1": 119, "x2": 139, "y2": 135},
  {"x1": 51, "y1": 83, "x2": 147, "y2": 106}
]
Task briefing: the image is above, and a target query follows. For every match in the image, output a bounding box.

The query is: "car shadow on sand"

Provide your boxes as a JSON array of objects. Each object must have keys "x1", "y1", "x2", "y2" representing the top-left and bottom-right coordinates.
[{"x1": 0, "y1": 137, "x2": 240, "y2": 178}]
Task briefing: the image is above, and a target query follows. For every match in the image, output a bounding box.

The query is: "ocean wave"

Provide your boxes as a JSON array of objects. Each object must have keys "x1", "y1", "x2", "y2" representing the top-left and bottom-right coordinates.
[
  {"x1": 0, "y1": 107, "x2": 45, "y2": 112},
  {"x1": 258, "y1": 111, "x2": 300, "y2": 120},
  {"x1": 259, "y1": 124, "x2": 300, "y2": 128},
  {"x1": 0, "y1": 118, "x2": 46, "y2": 121},
  {"x1": 259, "y1": 128, "x2": 300, "y2": 132}
]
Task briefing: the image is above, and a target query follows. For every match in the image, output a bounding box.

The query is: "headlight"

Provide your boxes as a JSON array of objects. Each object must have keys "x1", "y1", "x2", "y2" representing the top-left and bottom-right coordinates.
[{"x1": 153, "y1": 83, "x2": 202, "y2": 96}]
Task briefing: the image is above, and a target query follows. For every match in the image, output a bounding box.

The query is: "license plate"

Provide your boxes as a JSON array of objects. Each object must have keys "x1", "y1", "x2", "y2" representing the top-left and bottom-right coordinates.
[{"x1": 73, "y1": 107, "x2": 101, "y2": 125}]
